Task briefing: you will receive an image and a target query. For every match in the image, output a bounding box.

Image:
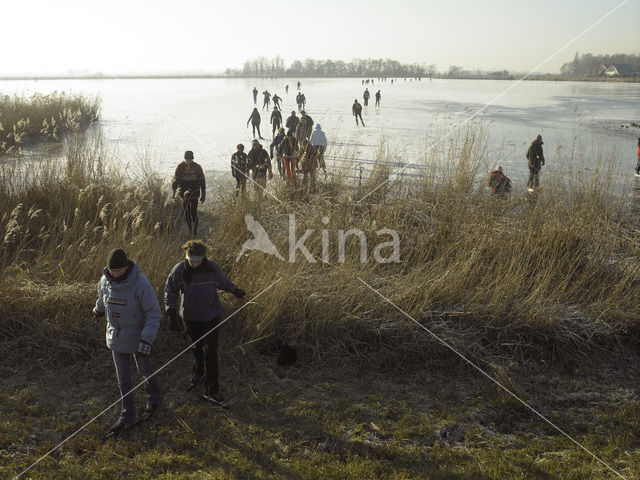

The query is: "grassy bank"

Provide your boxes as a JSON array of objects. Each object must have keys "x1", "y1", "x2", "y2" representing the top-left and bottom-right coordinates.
[
  {"x1": 2, "y1": 130, "x2": 640, "y2": 478},
  {"x1": 1, "y1": 129, "x2": 639, "y2": 364},
  {"x1": 0, "y1": 92, "x2": 100, "y2": 155}
]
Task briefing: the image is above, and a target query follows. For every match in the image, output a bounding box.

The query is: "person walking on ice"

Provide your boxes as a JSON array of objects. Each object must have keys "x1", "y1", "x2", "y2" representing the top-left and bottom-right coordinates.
[
  {"x1": 375, "y1": 90, "x2": 381, "y2": 107},
  {"x1": 363, "y1": 88, "x2": 370, "y2": 106},
  {"x1": 165, "y1": 240, "x2": 245, "y2": 406},
  {"x1": 247, "y1": 108, "x2": 264, "y2": 140},
  {"x1": 526, "y1": 134, "x2": 545, "y2": 191},
  {"x1": 93, "y1": 248, "x2": 163, "y2": 436},
  {"x1": 352, "y1": 99, "x2": 365, "y2": 126}
]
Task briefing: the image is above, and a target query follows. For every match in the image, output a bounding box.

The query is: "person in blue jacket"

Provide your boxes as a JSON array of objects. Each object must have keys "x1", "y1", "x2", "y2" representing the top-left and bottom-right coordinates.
[
  {"x1": 93, "y1": 248, "x2": 163, "y2": 434},
  {"x1": 164, "y1": 240, "x2": 245, "y2": 403}
]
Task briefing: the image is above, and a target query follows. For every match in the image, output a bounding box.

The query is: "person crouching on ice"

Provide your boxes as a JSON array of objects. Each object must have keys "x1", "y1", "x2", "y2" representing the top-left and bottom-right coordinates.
[
  {"x1": 164, "y1": 240, "x2": 245, "y2": 405},
  {"x1": 93, "y1": 248, "x2": 163, "y2": 435}
]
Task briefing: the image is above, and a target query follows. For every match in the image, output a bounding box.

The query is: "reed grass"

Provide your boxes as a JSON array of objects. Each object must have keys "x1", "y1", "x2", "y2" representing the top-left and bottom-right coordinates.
[
  {"x1": 1, "y1": 127, "x2": 638, "y2": 366},
  {"x1": 0, "y1": 92, "x2": 100, "y2": 154}
]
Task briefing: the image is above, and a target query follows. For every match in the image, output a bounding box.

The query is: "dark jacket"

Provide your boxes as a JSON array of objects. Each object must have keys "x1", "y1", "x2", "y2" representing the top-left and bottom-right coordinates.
[
  {"x1": 352, "y1": 102, "x2": 362, "y2": 115},
  {"x1": 270, "y1": 132, "x2": 285, "y2": 157},
  {"x1": 231, "y1": 151, "x2": 249, "y2": 178},
  {"x1": 248, "y1": 110, "x2": 261, "y2": 125},
  {"x1": 526, "y1": 140, "x2": 545, "y2": 171},
  {"x1": 270, "y1": 110, "x2": 282, "y2": 125},
  {"x1": 172, "y1": 161, "x2": 206, "y2": 196},
  {"x1": 278, "y1": 136, "x2": 298, "y2": 157},
  {"x1": 165, "y1": 259, "x2": 238, "y2": 322},
  {"x1": 248, "y1": 147, "x2": 272, "y2": 177},
  {"x1": 286, "y1": 114, "x2": 300, "y2": 132}
]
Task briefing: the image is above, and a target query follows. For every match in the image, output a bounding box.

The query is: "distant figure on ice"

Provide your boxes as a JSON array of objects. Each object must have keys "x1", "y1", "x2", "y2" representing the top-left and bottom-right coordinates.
[
  {"x1": 635, "y1": 137, "x2": 640, "y2": 176},
  {"x1": 352, "y1": 99, "x2": 365, "y2": 126},
  {"x1": 526, "y1": 134, "x2": 545, "y2": 191},
  {"x1": 375, "y1": 90, "x2": 381, "y2": 107},
  {"x1": 272, "y1": 93, "x2": 282, "y2": 110},
  {"x1": 300, "y1": 93, "x2": 306, "y2": 109},
  {"x1": 231, "y1": 144, "x2": 249, "y2": 197},
  {"x1": 285, "y1": 110, "x2": 300, "y2": 136},
  {"x1": 172, "y1": 150, "x2": 206, "y2": 236},
  {"x1": 363, "y1": 88, "x2": 370, "y2": 106},
  {"x1": 285, "y1": 84, "x2": 289, "y2": 94},
  {"x1": 270, "y1": 106, "x2": 282, "y2": 137},
  {"x1": 247, "y1": 108, "x2": 264, "y2": 139},
  {"x1": 297, "y1": 80, "x2": 301, "y2": 90},
  {"x1": 262, "y1": 90, "x2": 271, "y2": 110},
  {"x1": 486, "y1": 166, "x2": 511, "y2": 195},
  {"x1": 252, "y1": 87, "x2": 258, "y2": 104},
  {"x1": 296, "y1": 92, "x2": 304, "y2": 110}
]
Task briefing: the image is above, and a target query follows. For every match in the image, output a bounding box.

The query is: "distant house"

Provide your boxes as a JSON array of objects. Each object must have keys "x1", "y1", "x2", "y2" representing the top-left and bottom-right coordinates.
[
  {"x1": 597, "y1": 65, "x2": 608, "y2": 76},
  {"x1": 604, "y1": 64, "x2": 636, "y2": 77}
]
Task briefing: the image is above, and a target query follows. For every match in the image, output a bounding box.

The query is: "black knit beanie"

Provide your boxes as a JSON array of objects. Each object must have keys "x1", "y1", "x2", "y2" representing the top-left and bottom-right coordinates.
[{"x1": 107, "y1": 249, "x2": 128, "y2": 269}]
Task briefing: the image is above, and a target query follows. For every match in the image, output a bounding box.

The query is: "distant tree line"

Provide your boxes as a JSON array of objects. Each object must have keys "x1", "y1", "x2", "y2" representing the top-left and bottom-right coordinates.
[
  {"x1": 225, "y1": 57, "x2": 437, "y2": 77},
  {"x1": 560, "y1": 52, "x2": 640, "y2": 77}
]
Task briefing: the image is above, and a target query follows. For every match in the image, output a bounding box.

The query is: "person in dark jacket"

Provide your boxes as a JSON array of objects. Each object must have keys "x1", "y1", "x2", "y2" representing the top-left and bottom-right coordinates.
[
  {"x1": 172, "y1": 150, "x2": 206, "y2": 235},
  {"x1": 278, "y1": 131, "x2": 299, "y2": 183},
  {"x1": 285, "y1": 111, "x2": 300, "y2": 136},
  {"x1": 93, "y1": 248, "x2": 162, "y2": 434},
  {"x1": 296, "y1": 93, "x2": 303, "y2": 110},
  {"x1": 270, "y1": 127, "x2": 286, "y2": 177},
  {"x1": 248, "y1": 140, "x2": 273, "y2": 193},
  {"x1": 270, "y1": 107, "x2": 283, "y2": 137},
  {"x1": 352, "y1": 100, "x2": 365, "y2": 126},
  {"x1": 363, "y1": 88, "x2": 370, "y2": 106},
  {"x1": 247, "y1": 108, "x2": 264, "y2": 139},
  {"x1": 526, "y1": 134, "x2": 545, "y2": 190},
  {"x1": 375, "y1": 90, "x2": 381, "y2": 107},
  {"x1": 231, "y1": 144, "x2": 249, "y2": 197},
  {"x1": 262, "y1": 90, "x2": 271, "y2": 110},
  {"x1": 272, "y1": 93, "x2": 282, "y2": 110},
  {"x1": 165, "y1": 241, "x2": 245, "y2": 402},
  {"x1": 252, "y1": 87, "x2": 258, "y2": 104}
]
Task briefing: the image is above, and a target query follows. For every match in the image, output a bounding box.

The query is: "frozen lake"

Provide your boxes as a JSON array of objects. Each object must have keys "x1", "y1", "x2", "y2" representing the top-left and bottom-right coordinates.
[{"x1": 1, "y1": 77, "x2": 639, "y2": 189}]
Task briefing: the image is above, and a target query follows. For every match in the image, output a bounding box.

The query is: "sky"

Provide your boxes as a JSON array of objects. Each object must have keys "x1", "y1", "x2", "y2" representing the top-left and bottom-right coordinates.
[{"x1": 4, "y1": 0, "x2": 639, "y2": 75}]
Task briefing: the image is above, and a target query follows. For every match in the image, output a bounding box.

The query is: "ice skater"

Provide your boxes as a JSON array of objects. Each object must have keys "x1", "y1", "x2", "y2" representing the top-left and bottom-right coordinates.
[
  {"x1": 352, "y1": 99, "x2": 365, "y2": 126},
  {"x1": 247, "y1": 108, "x2": 264, "y2": 139}
]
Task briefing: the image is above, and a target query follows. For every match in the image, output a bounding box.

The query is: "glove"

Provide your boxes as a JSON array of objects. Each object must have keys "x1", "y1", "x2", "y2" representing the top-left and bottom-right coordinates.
[
  {"x1": 136, "y1": 340, "x2": 152, "y2": 357},
  {"x1": 167, "y1": 308, "x2": 182, "y2": 332},
  {"x1": 200, "y1": 193, "x2": 205, "y2": 204},
  {"x1": 92, "y1": 308, "x2": 105, "y2": 318},
  {"x1": 233, "y1": 288, "x2": 246, "y2": 299}
]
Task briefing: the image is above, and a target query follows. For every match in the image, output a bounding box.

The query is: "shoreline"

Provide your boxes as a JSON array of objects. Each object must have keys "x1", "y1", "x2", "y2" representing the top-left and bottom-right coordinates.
[{"x1": 0, "y1": 74, "x2": 638, "y2": 83}]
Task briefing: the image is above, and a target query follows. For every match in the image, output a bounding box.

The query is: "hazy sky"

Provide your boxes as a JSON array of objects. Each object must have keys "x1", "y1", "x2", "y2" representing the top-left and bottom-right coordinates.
[{"x1": 5, "y1": 0, "x2": 639, "y2": 75}]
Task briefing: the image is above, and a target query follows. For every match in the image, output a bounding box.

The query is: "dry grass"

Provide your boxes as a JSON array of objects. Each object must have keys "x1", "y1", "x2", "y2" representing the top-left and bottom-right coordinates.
[{"x1": 1, "y1": 127, "x2": 639, "y2": 367}]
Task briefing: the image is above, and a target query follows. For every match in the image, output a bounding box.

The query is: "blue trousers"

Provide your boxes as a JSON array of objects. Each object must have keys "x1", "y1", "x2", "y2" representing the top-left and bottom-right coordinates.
[{"x1": 112, "y1": 351, "x2": 162, "y2": 423}]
